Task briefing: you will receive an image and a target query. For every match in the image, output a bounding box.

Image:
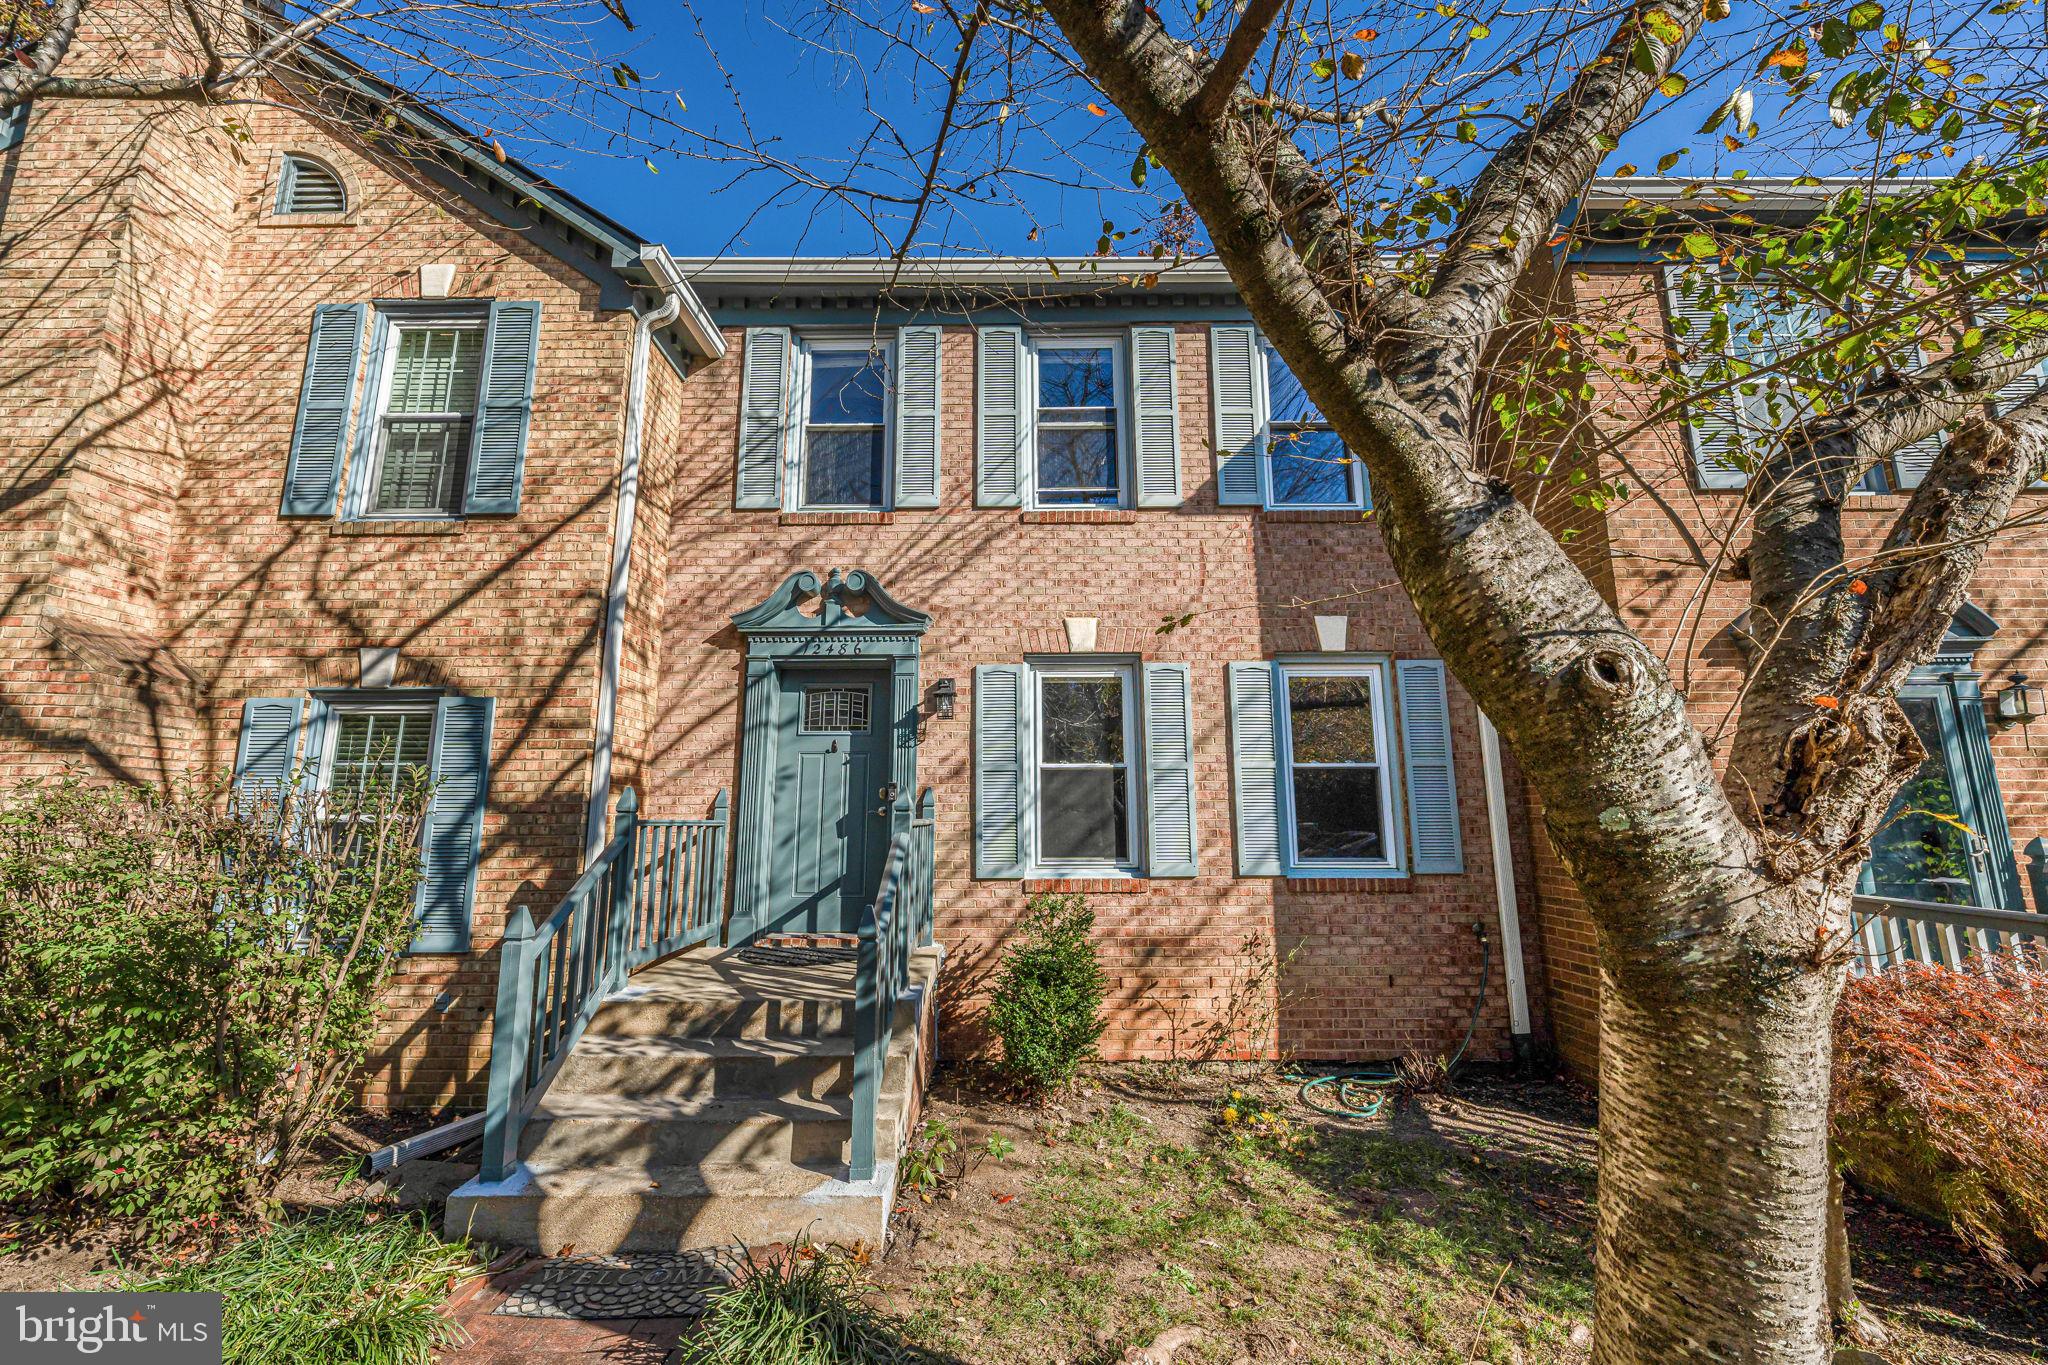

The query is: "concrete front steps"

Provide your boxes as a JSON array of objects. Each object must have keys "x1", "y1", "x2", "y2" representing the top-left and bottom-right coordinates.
[{"x1": 447, "y1": 943, "x2": 940, "y2": 1253}]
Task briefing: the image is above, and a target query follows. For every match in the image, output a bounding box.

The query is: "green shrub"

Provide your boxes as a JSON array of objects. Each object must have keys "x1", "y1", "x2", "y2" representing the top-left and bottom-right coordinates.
[
  {"x1": 681, "y1": 1244, "x2": 942, "y2": 1365},
  {"x1": 986, "y1": 893, "x2": 1106, "y2": 1093},
  {"x1": 0, "y1": 772, "x2": 429, "y2": 1227},
  {"x1": 133, "y1": 1205, "x2": 474, "y2": 1365}
]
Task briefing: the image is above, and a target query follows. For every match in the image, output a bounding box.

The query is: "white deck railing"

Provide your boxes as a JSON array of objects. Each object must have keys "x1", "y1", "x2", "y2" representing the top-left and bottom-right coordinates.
[{"x1": 1847, "y1": 893, "x2": 2048, "y2": 976}]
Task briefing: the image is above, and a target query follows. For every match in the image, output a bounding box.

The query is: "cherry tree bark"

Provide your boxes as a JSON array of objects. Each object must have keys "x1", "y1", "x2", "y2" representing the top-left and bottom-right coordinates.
[{"x1": 1032, "y1": 1, "x2": 2048, "y2": 1359}]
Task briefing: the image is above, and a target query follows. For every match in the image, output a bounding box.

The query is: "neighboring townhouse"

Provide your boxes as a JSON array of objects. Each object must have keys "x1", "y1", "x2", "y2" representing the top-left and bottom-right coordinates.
[{"x1": 5, "y1": 9, "x2": 2046, "y2": 1158}]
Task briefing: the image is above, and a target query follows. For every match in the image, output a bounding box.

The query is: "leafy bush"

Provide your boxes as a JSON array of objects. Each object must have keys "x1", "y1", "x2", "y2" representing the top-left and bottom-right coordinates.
[
  {"x1": 1833, "y1": 950, "x2": 2048, "y2": 1281},
  {"x1": 986, "y1": 893, "x2": 1106, "y2": 1093},
  {"x1": 681, "y1": 1243, "x2": 943, "y2": 1365},
  {"x1": 133, "y1": 1204, "x2": 473, "y2": 1365},
  {"x1": 0, "y1": 772, "x2": 429, "y2": 1227}
]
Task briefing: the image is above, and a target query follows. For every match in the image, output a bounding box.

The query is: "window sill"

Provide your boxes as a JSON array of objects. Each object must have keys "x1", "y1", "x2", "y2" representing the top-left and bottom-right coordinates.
[
  {"x1": 779, "y1": 511, "x2": 895, "y2": 525},
  {"x1": 1276, "y1": 874, "x2": 1414, "y2": 893},
  {"x1": 328, "y1": 519, "x2": 467, "y2": 537},
  {"x1": 1020, "y1": 509, "x2": 1139, "y2": 525},
  {"x1": 1023, "y1": 877, "x2": 1148, "y2": 894},
  {"x1": 1260, "y1": 508, "x2": 1370, "y2": 523}
]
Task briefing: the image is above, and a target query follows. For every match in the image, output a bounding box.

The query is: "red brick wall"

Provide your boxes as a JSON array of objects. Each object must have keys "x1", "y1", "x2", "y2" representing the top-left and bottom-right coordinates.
[
  {"x1": 0, "y1": 54, "x2": 643, "y2": 1105},
  {"x1": 645, "y1": 323, "x2": 1547, "y2": 1065}
]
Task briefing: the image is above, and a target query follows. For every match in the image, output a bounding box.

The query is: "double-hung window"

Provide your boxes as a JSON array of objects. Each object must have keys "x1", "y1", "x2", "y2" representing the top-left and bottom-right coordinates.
[
  {"x1": 317, "y1": 702, "x2": 435, "y2": 863},
  {"x1": 1263, "y1": 341, "x2": 1366, "y2": 509},
  {"x1": 796, "y1": 339, "x2": 890, "y2": 510},
  {"x1": 1034, "y1": 662, "x2": 1138, "y2": 871},
  {"x1": 363, "y1": 315, "x2": 485, "y2": 516},
  {"x1": 1034, "y1": 340, "x2": 1124, "y2": 507},
  {"x1": 1277, "y1": 662, "x2": 1397, "y2": 870}
]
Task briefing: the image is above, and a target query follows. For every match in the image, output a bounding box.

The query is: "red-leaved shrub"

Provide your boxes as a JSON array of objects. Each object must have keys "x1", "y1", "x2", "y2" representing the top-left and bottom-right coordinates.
[{"x1": 1833, "y1": 950, "x2": 2048, "y2": 1282}]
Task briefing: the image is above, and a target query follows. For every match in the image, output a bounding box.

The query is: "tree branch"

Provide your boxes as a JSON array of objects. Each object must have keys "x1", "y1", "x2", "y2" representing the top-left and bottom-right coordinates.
[
  {"x1": 0, "y1": 0, "x2": 85, "y2": 111},
  {"x1": 1191, "y1": 0, "x2": 1285, "y2": 125}
]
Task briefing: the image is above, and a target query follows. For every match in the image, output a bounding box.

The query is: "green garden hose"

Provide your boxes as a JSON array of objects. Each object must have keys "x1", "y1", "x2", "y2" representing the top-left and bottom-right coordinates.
[{"x1": 1292, "y1": 923, "x2": 1494, "y2": 1119}]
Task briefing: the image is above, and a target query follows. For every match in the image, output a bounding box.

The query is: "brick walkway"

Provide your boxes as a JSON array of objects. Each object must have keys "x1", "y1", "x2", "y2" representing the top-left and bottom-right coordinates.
[{"x1": 439, "y1": 1257, "x2": 692, "y2": 1364}]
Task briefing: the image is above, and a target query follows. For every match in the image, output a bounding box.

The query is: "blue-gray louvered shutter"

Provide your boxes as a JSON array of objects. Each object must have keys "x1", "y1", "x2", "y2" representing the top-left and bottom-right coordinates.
[
  {"x1": 234, "y1": 697, "x2": 304, "y2": 801},
  {"x1": 1226, "y1": 662, "x2": 1282, "y2": 875},
  {"x1": 1663, "y1": 265, "x2": 1747, "y2": 489},
  {"x1": 296, "y1": 697, "x2": 331, "y2": 803},
  {"x1": 976, "y1": 327, "x2": 1027, "y2": 507},
  {"x1": 973, "y1": 664, "x2": 1027, "y2": 878},
  {"x1": 1209, "y1": 325, "x2": 1263, "y2": 505},
  {"x1": 1142, "y1": 663, "x2": 1197, "y2": 877},
  {"x1": 1396, "y1": 658, "x2": 1464, "y2": 874},
  {"x1": 464, "y1": 300, "x2": 540, "y2": 515},
  {"x1": 415, "y1": 695, "x2": 494, "y2": 952},
  {"x1": 736, "y1": 327, "x2": 790, "y2": 509},
  {"x1": 280, "y1": 304, "x2": 364, "y2": 516},
  {"x1": 1131, "y1": 326, "x2": 1182, "y2": 507},
  {"x1": 894, "y1": 325, "x2": 943, "y2": 508}
]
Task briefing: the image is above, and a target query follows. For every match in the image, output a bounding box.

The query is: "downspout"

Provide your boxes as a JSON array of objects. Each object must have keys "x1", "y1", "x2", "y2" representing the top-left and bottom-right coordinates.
[
  {"x1": 1478, "y1": 713, "x2": 1535, "y2": 1061},
  {"x1": 584, "y1": 274, "x2": 685, "y2": 863}
]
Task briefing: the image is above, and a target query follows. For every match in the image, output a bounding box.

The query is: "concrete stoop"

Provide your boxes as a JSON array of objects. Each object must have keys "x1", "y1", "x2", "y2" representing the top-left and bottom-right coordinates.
[{"x1": 447, "y1": 943, "x2": 940, "y2": 1254}]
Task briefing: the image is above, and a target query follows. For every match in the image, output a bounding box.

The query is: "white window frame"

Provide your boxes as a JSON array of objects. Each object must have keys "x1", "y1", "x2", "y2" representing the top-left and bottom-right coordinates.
[
  {"x1": 787, "y1": 333, "x2": 893, "y2": 512},
  {"x1": 1028, "y1": 334, "x2": 1129, "y2": 510},
  {"x1": 1029, "y1": 659, "x2": 1143, "y2": 876},
  {"x1": 1254, "y1": 337, "x2": 1368, "y2": 511},
  {"x1": 1276, "y1": 659, "x2": 1401, "y2": 874},
  {"x1": 1719, "y1": 283, "x2": 1898, "y2": 495},
  {"x1": 346, "y1": 307, "x2": 488, "y2": 521}
]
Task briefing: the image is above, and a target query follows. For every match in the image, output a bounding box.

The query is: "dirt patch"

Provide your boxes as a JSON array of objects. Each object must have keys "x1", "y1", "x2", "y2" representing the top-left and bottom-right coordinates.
[
  {"x1": 866, "y1": 1062, "x2": 2047, "y2": 1365},
  {"x1": 0, "y1": 1108, "x2": 450, "y2": 1292}
]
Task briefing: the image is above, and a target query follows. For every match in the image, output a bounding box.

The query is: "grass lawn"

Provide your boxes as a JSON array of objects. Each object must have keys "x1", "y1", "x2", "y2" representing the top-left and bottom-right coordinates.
[{"x1": 865, "y1": 1065, "x2": 2048, "y2": 1365}]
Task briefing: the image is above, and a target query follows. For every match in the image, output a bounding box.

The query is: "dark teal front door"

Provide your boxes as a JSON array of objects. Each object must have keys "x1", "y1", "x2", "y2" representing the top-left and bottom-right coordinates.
[{"x1": 766, "y1": 668, "x2": 893, "y2": 935}]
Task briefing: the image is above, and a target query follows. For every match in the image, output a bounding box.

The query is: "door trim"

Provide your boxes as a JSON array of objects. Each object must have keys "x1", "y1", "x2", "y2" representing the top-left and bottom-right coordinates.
[{"x1": 727, "y1": 568, "x2": 930, "y2": 945}]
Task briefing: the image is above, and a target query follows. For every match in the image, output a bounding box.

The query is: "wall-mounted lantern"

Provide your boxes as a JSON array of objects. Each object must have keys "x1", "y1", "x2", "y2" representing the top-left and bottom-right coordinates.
[
  {"x1": 928, "y1": 677, "x2": 957, "y2": 721},
  {"x1": 1990, "y1": 674, "x2": 2045, "y2": 730}
]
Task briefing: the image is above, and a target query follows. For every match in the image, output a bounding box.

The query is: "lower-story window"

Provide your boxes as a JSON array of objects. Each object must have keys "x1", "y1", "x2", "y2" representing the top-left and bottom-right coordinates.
[
  {"x1": 972, "y1": 659, "x2": 1199, "y2": 881},
  {"x1": 1277, "y1": 661, "x2": 1396, "y2": 870},
  {"x1": 1035, "y1": 662, "x2": 1137, "y2": 872}
]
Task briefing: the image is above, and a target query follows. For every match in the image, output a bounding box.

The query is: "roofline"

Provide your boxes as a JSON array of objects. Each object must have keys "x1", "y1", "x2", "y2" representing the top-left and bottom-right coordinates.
[
  {"x1": 671, "y1": 256, "x2": 1240, "y2": 290},
  {"x1": 1579, "y1": 175, "x2": 1943, "y2": 212},
  {"x1": 286, "y1": 40, "x2": 720, "y2": 356}
]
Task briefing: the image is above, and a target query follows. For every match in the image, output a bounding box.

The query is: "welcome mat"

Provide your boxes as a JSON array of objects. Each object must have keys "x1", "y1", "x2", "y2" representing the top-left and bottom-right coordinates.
[{"x1": 494, "y1": 1250, "x2": 740, "y2": 1320}]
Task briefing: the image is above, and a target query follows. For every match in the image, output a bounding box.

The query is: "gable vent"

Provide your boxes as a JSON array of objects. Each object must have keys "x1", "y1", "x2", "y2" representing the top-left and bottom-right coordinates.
[{"x1": 276, "y1": 155, "x2": 347, "y2": 215}]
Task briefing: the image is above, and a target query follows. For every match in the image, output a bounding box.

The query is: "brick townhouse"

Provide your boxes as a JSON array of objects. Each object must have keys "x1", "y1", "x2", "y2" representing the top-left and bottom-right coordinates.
[{"x1": 5, "y1": 20, "x2": 2046, "y2": 1122}]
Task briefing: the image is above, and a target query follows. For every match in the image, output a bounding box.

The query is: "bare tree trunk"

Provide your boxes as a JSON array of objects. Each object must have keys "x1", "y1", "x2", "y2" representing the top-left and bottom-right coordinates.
[{"x1": 1594, "y1": 905, "x2": 1842, "y2": 1363}]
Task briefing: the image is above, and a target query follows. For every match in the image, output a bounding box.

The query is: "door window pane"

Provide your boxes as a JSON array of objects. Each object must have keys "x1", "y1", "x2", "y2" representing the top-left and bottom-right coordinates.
[
  {"x1": 1037, "y1": 672, "x2": 1132, "y2": 865},
  {"x1": 802, "y1": 347, "x2": 888, "y2": 508},
  {"x1": 1867, "y1": 696, "x2": 1977, "y2": 905}
]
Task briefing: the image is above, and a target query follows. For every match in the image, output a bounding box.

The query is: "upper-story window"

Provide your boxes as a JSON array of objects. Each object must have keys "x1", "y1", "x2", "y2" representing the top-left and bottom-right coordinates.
[
  {"x1": 361, "y1": 312, "x2": 486, "y2": 517},
  {"x1": 1034, "y1": 339, "x2": 1125, "y2": 508},
  {"x1": 797, "y1": 339, "x2": 890, "y2": 510},
  {"x1": 1261, "y1": 340, "x2": 1366, "y2": 509},
  {"x1": 276, "y1": 154, "x2": 348, "y2": 215}
]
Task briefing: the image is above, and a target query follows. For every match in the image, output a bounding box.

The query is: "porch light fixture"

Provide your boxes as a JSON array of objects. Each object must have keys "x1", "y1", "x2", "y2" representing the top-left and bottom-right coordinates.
[
  {"x1": 928, "y1": 677, "x2": 957, "y2": 720},
  {"x1": 1990, "y1": 674, "x2": 2044, "y2": 730}
]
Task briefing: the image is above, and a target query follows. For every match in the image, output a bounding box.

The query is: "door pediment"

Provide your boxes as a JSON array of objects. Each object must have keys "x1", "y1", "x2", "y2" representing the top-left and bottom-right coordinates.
[{"x1": 731, "y1": 569, "x2": 931, "y2": 661}]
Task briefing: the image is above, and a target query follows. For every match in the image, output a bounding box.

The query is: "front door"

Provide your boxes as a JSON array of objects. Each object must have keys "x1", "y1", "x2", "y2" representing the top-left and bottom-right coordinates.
[{"x1": 765, "y1": 668, "x2": 893, "y2": 935}]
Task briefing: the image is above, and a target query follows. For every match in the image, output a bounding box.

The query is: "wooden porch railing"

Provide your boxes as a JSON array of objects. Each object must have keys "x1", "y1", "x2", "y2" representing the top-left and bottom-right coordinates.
[
  {"x1": 1848, "y1": 893, "x2": 2048, "y2": 976},
  {"x1": 849, "y1": 787, "x2": 937, "y2": 1183},
  {"x1": 479, "y1": 788, "x2": 729, "y2": 1183}
]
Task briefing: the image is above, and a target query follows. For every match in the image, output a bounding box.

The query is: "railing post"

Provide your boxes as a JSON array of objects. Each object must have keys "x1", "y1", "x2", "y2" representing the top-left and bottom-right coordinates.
[
  {"x1": 480, "y1": 904, "x2": 536, "y2": 1184},
  {"x1": 849, "y1": 907, "x2": 881, "y2": 1184},
  {"x1": 608, "y1": 787, "x2": 639, "y2": 988}
]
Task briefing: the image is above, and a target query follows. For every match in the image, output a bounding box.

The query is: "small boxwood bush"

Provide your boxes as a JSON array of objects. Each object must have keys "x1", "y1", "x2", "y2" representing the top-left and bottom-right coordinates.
[{"x1": 986, "y1": 893, "x2": 1106, "y2": 1093}]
